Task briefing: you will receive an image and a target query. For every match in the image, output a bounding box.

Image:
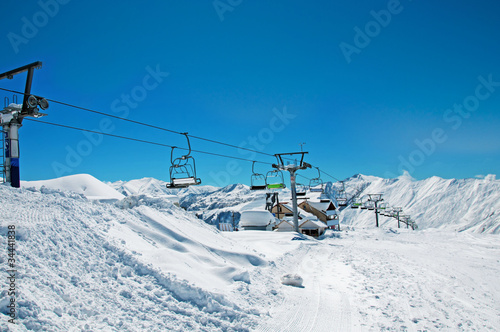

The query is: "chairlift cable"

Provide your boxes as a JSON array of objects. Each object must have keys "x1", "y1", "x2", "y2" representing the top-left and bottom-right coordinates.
[
  {"x1": 0, "y1": 87, "x2": 279, "y2": 158},
  {"x1": 23, "y1": 118, "x2": 272, "y2": 165},
  {"x1": 3, "y1": 87, "x2": 338, "y2": 180}
]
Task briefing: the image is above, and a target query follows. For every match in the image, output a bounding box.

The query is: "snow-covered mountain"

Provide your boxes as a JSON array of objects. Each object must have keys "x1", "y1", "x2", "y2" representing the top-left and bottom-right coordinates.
[
  {"x1": 111, "y1": 173, "x2": 500, "y2": 234},
  {"x1": 333, "y1": 172, "x2": 500, "y2": 234},
  {"x1": 109, "y1": 177, "x2": 218, "y2": 199}
]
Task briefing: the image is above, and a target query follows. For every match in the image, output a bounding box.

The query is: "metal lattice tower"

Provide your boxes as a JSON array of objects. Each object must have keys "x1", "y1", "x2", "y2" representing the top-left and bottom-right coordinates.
[
  {"x1": 392, "y1": 207, "x2": 403, "y2": 228},
  {"x1": 273, "y1": 152, "x2": 311, "y2": 233},
  {"x1": 367, "y1": 193, "x2": 384, "y2": 227}
]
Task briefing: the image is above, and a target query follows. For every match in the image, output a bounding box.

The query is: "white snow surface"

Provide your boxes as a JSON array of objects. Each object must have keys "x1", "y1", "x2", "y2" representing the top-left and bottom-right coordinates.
[
  {"x1": 1, "y1": 173, "x2": 499, "y2": 331},
  {"x1": 22, "y1": 174, "x2": 125, "y2": 200}
]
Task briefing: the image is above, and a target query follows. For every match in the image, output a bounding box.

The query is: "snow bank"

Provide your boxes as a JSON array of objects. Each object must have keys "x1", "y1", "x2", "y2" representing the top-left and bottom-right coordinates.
[
  {"x1": 23, "y1": 174, "x2": 124, "y2": 201},
  {"x1": 0, "y1": 183, "x2": 265, "y2": 330}
]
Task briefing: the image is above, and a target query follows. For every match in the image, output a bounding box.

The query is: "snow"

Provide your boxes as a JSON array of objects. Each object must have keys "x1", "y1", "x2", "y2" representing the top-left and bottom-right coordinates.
[
  {"x1": 1, "y1": 173, "x2": 499, "y2": 331},
  {"x1": 331, "y1": 173, "x2": 500, "y2": 234},
  {"x1": 239, "y1": 210, "x2": 274, "y2": 227},
  {"x1": 22, "y1": 174, "x2": 124, "y2": 201},
  {"x1": 280, "y1": 274, "x2": 303, "y2": 287}
]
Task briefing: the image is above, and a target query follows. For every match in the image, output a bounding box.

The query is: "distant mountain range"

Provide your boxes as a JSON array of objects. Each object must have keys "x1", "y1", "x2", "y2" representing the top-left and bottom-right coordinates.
[{"x1": 23, "y1": 172, "x2": 500, "y2": 234}]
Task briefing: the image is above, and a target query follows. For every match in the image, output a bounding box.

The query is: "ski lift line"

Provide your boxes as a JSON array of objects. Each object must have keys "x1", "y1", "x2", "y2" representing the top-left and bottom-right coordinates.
[
  {"x1": 314, "y1": 167, "x2": 360, "y2": 192},
  {"x1": 0, "y1": 87, "x2": 279, "y2": 159},
  {"x1": 23, "y1": 118, "x2": 272, "y2": 165},
  {"x1": 3, "y1": 87, "x2": 345, "y2": 179},
  {"x1": 296, "y1": 174, "x2": 311, "y2": 181}
]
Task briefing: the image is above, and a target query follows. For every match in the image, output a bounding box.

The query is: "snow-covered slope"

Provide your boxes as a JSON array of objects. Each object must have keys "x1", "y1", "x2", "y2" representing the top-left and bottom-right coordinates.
[
  {"x1": 1, "y1": 174, "x2": 499, "y2": 331},
  {"x1": 22, "y1": 174, "x2": 124, "y2": 200},
  {"x1": 0, "y1": 184, "x2": 272, "y2": 330},
  {"x1": 333, "y1": 172, "x2": 500, "y2": 234}
]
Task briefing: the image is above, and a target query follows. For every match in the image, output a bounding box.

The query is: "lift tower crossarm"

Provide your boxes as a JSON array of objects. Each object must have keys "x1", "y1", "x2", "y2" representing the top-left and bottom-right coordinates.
[
  {"x1": 0, "y1": 61, "x2": 42, "y2": 80},
  {"x1": 0, "y1": 61, "x2": 43, "y2": 120}
]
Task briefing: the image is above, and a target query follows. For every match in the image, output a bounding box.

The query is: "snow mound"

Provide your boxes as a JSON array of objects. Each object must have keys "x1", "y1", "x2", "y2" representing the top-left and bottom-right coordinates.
[
  {"x1": 280, "y1": 274, "x2": 304, "y2": 287},
  {"x1": 0, "y1": 182, "x2": 265, "y2": 330},
  {"x1": 23, "y1": 174, "x2": 124, "y2": 200}
]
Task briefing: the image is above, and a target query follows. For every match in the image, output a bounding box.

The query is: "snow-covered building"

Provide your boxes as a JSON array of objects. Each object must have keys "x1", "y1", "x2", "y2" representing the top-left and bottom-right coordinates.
[
  {"x1": 298, "y1": 219, "x2": 327, "y2": 237},
  {"x1": 271, "y1": 202, "x2": 316, "y2": 221},
  {"x1": 275, "y1": 219, "x2": 295, "y2": 232},
  {"x1": 239, "y1": 210, "x2": 277, "y2": 231},
  {"x1": 299, "y1": 200, "x2": 337, "y2": 224},
  {"x1": 275, "y1": 218, "x2": 327, "y2": 237}
]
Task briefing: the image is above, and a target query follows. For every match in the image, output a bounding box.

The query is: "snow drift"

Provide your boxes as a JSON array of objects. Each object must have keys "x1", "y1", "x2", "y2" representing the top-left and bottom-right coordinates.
[{"x1": 0, "y1": 182, "x2": 269, "y2": 331}]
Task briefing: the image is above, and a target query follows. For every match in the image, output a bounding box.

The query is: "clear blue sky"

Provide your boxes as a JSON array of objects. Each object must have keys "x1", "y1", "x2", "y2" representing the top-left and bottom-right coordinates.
[{"x1": 1, "y1": 0, "x2": 499, "y2": 186}]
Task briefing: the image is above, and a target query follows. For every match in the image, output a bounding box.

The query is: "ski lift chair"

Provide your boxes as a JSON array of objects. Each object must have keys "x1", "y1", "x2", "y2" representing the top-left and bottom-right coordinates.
[
  {"x1": 296, "y1": 183, "x2": 307, "y2": 196},
  {"x1": 335, "y1": 181, "x2": 348, "y2": 207},
  {"x1": 309, "y1": 167, "x2": 324, "y2": 192},
  {"x1": 337, "y1": 197, "x2": 347, "y2": 207},
  {"x1": 351, "y1": 198, "x2": 362, "y2": 209},
  {"x1": 250, "y1": 161, "x2": 267, "y2": 190},
  {"x1": 266, "y1": 169, "x2": 286, "y2": 190},
  {"x1": 166, "y1": 134, "x2": 202, "y2": 189}
]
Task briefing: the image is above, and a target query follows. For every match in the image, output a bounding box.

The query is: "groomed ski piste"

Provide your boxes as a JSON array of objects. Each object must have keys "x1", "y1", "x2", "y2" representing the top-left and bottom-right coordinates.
[{"x1": 1, "y1": 173, "x2": 499, "y2": 331}]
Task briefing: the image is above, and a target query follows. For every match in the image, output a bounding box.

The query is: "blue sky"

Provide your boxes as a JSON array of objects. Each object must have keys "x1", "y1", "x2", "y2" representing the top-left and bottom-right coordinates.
[{"x1": 1, "y1": 0, "x2": 499, "y2": 186}]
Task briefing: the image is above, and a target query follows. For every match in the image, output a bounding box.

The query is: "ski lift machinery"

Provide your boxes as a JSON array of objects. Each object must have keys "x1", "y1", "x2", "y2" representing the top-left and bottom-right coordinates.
[
  {"x1": 166, "y1": 133, "x2": 202, "y2": 188},
  {"x1": 250, "y1": 161, "x2": 267, "y2": 190}
]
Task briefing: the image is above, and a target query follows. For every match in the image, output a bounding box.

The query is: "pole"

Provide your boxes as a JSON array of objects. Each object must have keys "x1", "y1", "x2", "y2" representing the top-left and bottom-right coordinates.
[
  {"x1": 273, "y1": 152, "x2": 310, "y2": 234},
  {"x1": 397, "y1": 211, "x2": 400, "y2": 228},
  {"x1": 4, "y1": 123, "x2": 22, "y2": 188},
  {"x1": 0, "y1": 61, "x2": 44, "y2": 188},
  {"x1": 290, "y1": 170, "x2": 299, "y2": 233},
  {"x1": 21, "y1": 67, "x2": 35, "y2": 118},
  {"x1": 375, "y1": 201, "x2": 379, "y2": 228}
]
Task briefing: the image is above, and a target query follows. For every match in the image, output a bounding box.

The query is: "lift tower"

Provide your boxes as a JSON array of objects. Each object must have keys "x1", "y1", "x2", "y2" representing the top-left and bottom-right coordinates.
[
  {"x1": 273, "y1": 152, "x2": 311, "y2": 233},
  {"x1": 367, "y1": 193, "x2": 384, "y2": 227},
  {"x1": 0, "y1": 62, "x2": 48, "y2": 188}
]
